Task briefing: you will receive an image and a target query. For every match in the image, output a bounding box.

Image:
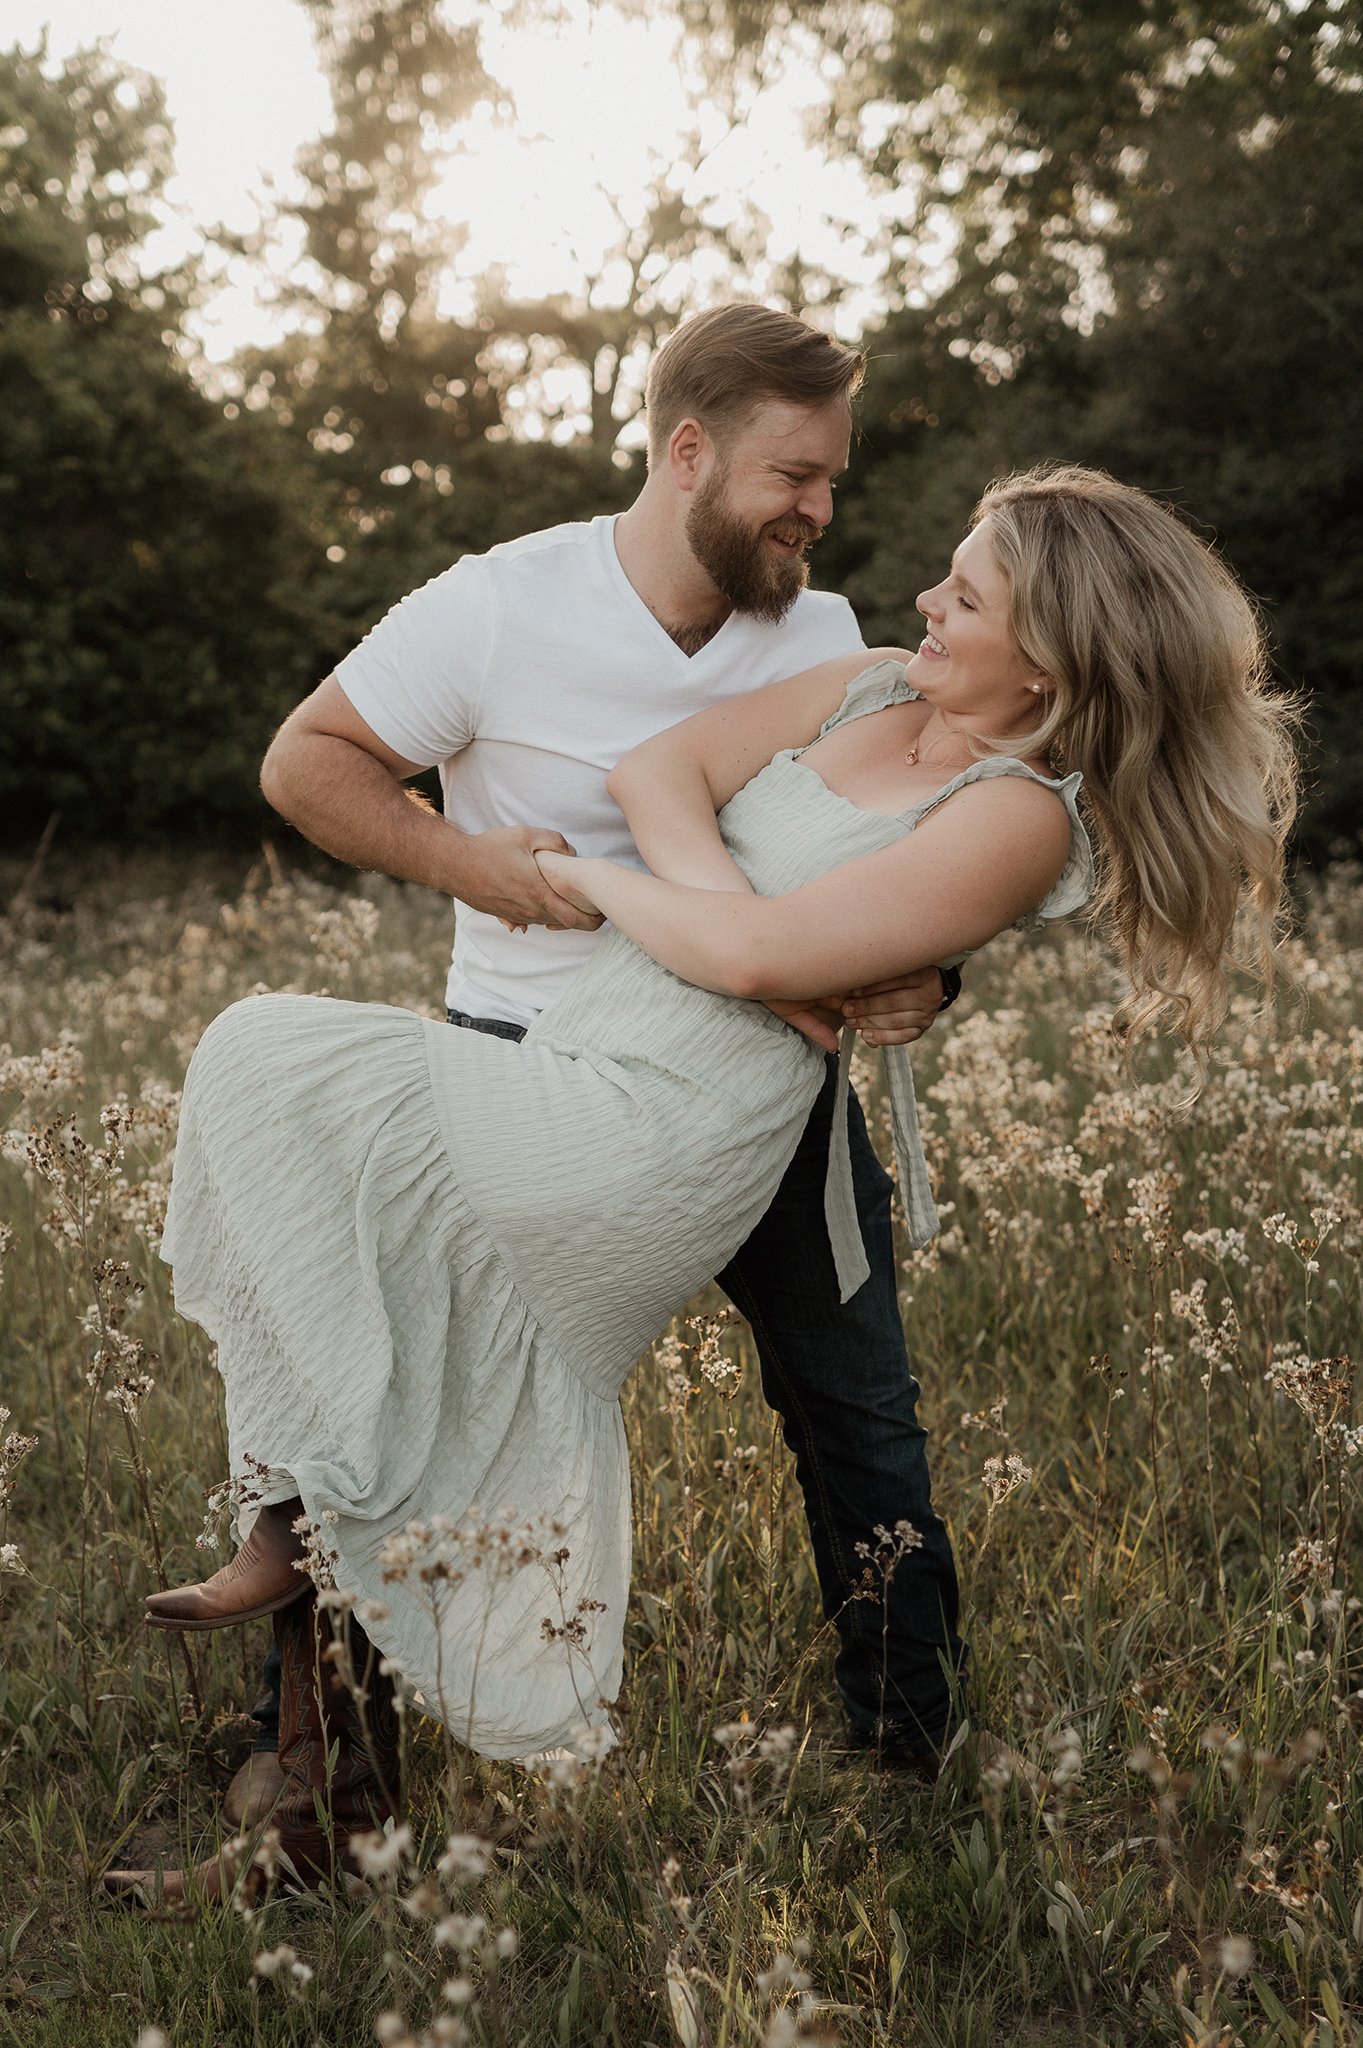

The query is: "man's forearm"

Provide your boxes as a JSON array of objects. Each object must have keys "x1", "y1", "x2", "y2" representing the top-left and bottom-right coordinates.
[{"x1": 262, "y1": 730, "x2": 466, "y2": 894}]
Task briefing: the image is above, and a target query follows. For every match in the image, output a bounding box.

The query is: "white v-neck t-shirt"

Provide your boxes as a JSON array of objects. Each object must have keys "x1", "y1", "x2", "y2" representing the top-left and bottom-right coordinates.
[{"x1": 336, "y1": 513, "x2": 865, "y2": 1024}]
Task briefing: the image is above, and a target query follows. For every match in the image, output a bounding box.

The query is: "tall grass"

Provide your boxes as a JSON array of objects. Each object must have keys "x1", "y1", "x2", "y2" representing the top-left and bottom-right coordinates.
[{"x1": 1, "y1": 848, "x2": 1360, "y2": 2048}]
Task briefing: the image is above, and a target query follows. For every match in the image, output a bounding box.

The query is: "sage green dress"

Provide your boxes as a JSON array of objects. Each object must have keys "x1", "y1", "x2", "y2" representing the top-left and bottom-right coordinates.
[{"x1": 162, "y1": 661, "x2": 1093, "y2": 1758}]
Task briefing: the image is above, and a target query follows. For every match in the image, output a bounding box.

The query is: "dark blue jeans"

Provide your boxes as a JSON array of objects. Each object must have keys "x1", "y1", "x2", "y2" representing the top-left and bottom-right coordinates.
[
  {"x1": 716, "y1": 1054, "x2": 964, "y2": 1753},
  {"x1": 253, "y1": 1009, "x2": 965, "y2": 1758}
]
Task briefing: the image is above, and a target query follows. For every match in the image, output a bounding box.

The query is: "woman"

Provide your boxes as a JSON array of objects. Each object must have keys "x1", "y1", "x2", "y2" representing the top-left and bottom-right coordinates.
[{"x1": 106, "y1": 467, "x2": 1297, "y2": 1899}]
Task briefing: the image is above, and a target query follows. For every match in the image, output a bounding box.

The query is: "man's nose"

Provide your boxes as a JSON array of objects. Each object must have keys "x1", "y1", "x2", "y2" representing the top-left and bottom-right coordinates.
[{"x1": 797, "y1": 479, "x2": 835, "y2": 528}]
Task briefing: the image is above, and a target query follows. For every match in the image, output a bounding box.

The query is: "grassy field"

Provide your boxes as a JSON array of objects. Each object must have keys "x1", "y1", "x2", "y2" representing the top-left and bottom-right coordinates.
[{"x1": 1, "y1": 847, "x2": 1360, "y2": 2048}]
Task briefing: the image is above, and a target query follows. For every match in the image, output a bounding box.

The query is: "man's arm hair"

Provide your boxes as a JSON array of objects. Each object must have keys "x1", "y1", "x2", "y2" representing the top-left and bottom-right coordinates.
[{"x1": 260, "y1": 676, "x2": 601, "y2": 929}]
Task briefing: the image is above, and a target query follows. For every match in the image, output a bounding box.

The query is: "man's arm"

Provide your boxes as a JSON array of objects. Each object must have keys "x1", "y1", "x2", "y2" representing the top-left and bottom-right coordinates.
[{"x1": 260, "y1": 676, "x2": 601, "y2": 931}]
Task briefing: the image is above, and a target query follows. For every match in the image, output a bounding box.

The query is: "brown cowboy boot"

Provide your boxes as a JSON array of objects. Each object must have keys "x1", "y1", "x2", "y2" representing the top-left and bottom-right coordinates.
[
  {"x1": 101, "y1": 1595, "x2": 401, "y2": 1906},
  {"x1": 263, "y1": 1590, "x2": 401, "y2": 1888},
  {"x1": 144, "y1": 1499, "x2": 310, "y2": 1630}
]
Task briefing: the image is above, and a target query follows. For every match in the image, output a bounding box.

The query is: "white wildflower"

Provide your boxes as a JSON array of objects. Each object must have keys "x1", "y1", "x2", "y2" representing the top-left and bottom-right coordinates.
[
  {"x1": 253, "y1": 1941, "x2": 298, "y2": 1977},
  {"x1": 437, "y1": 1832, "x2": 492, "y2": 1883}
]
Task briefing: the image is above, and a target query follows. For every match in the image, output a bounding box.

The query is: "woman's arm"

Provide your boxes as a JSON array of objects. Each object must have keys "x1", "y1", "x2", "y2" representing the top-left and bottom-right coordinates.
[
  {"x1": 539, "y1": 776, "x2": 1072, "y2": 1002},
  {"x1": 605, "y1": 646, "x2": 910, "y2": 891}
]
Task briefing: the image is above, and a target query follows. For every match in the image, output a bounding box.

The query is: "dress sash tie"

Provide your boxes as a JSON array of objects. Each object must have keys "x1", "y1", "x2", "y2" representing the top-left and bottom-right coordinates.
[{"x1": 822, "y1": 1026, "x2": 942, "y2": 1305}]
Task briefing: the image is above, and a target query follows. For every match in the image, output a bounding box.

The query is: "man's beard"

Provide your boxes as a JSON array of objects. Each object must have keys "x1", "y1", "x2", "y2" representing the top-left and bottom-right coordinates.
[{"x1": 685, "y1": 466, "x2": 823, "y2": 624}]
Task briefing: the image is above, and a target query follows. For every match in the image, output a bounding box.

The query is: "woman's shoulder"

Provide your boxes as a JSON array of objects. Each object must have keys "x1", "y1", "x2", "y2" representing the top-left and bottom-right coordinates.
[
  {"x1": 914, "y1": 759, "x2": 1093, "y2": 924},
  {"x1": 814, "y1": 648, "x2": 918, "y2": 736}
]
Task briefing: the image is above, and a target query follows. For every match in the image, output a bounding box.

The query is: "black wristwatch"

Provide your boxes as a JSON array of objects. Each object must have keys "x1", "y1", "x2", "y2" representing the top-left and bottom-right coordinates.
[{"x1": 937, "y1": 965, "x2": 962, "y2": 1011}]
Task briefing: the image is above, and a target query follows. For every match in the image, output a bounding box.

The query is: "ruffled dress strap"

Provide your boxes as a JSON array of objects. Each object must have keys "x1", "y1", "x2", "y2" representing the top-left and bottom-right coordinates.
[
  {"x1": 821, "y1": 755, "x2": 1096, "y2": 1303},
  {"x1": 802, "y1": 658, "x2": 919, "y2": 748}
]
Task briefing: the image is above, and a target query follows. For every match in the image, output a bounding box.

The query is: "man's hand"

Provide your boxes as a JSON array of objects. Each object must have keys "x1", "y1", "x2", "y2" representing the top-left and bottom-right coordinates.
[
  {"x1": 459, "y1": 826, "x2": 604, "y2": 932},
  {"x1": 841, "y1": 968, "x2": 947, "y2": 1047}
]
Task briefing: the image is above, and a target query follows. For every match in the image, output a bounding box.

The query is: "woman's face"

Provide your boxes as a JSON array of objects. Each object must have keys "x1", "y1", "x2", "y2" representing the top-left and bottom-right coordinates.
[{"x1": 906, "y1": 517, "x2": 1047, "y2": 726}]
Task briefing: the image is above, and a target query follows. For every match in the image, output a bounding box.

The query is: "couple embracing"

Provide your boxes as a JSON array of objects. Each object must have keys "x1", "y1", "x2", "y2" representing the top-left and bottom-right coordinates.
[{"x1": 103, "y1": 305, "x2": 1296, "y2": 1902}]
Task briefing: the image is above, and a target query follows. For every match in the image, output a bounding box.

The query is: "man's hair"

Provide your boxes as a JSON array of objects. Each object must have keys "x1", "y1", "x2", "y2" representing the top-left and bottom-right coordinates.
[{"x1": 644, "y1": 304, "x2": 864, "y2": 463}]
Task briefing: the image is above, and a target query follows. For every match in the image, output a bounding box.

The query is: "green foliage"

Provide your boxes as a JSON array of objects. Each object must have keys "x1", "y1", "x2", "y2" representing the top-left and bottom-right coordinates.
[
  {"x1": 0, "y1": 29, "x2": 637, "y2": 850},
  {"x1": 2, "y1": 5, "x2": 1361, "y2": 852},
  {"x1": 0, "y1": 35, "x2": 173, "y2": 315},
  {"x1": 822, "y1": 4, "x2": 1363, "y2": 855},
  {"x1": 0, "y1": 301, "x2": 334, "y2": 844}
]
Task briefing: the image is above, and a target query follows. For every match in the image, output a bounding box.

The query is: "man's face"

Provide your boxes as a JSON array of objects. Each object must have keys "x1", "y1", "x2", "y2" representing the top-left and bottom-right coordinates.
[{"x1": 684, "y1": 397, "x2": 851, "y2": 622}]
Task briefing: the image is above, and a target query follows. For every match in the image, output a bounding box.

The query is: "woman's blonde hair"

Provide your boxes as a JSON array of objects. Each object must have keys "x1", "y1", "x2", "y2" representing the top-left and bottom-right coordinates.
[{"x1": 973, "y1": 464, "x2": 1301, "y2": 1070}]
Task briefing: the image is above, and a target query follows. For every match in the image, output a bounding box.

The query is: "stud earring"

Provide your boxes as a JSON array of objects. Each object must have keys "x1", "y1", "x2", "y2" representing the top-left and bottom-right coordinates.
[{"x1": 1028, "y1": 683, "x2": 1043, "y2": 694}]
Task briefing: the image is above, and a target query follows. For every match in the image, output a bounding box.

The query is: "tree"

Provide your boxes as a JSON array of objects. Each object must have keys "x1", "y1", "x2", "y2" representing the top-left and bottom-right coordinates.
[
  {"x1": 0, "y1": 32, "x2": 174, "y2": 318},
  {"x1": 0, "y1": 39, "x2": 334, "y2": 845},
  {"x1": 812, "y1": 0, "x2": 1363, "y2": 854},
  {"x1": 234, "y1": 0, "x2": 641, "y2": 665}
]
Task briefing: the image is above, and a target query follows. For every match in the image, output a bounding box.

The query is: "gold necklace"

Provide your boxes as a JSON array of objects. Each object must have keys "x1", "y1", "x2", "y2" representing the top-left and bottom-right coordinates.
[{"x1": 904, "y1": 724, "x2": 962, "y2": 770}]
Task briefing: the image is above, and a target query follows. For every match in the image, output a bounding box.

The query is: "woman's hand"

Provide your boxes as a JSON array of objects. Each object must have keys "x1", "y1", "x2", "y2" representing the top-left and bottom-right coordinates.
[{"x1": 533, "y1": 848, "x2": 606, "y2": 919}]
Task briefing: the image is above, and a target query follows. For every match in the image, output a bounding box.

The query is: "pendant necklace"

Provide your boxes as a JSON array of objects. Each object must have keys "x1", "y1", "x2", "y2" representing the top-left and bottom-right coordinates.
[{"x1": 905, "y1": 723, "x2": 962, "y2": 770}]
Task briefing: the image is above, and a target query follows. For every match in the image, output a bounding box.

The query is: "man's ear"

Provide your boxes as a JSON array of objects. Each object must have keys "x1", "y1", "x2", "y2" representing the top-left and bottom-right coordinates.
[{"x1": 668, "y1": 416, "x2": 710, "y2": 494}]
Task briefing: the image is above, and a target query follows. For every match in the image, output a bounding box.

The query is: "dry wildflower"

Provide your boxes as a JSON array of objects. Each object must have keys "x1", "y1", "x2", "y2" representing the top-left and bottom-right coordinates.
[
  {"x1": 713, "y1": 1442, "x2": 760, "y2": 1480},
  {"x1": 428, "y1": 2020, "x2": 469, "y2": 2047},
  {"x1": 0, "y1": 1543, "x2": 26, "y2": 1576},
  {"x1": 981, "y1": 1454, "x2": 1034, "y2": 1510},
  {"x1": 691, "y1": 1307, "x2": 739, "y2": 1388},
  {"x1": 1264, "y1": 1349, "x2": 1358, "y2": 1451},
  {"x1": 960, "y1": 1395, "x2": 1008, "y2": 1435},
  {"x1": 0, "y1": 1031, "x2": 85, "y2": 1106},
  {"x1": 104, "y1": 1368, "x2": 155, "y2": 1417},
  {"x1": 253, "y1": 1941, "x2": 298, "y2": 1978},
  {"x1": 437, "y1": 1832, "x2": 492, "y2": 1883},
  {"x1": 135, "y1": 2031, "x2": 170, "y2": 2048},
  {"x1": 1047, "y1": 1727, "x2": 1084, "y2": 1793},
  {"x1": 434, "y1": 1913, "x2": 486, "y2": 1952},
  {"x1": 292, "y1": 1506, "x2": 341, "y2": 1588},
  {"x1": 1182, "y1": 1224, "x2": 1251, "y2": 1267},
  {"x1": 196, "y1": 1453, "x2": 272, "y2": 1552},
  {"x1": 1169, "y1": 1279, "x2": 1241, "y2": 1384},
  {"x1": 1124, "y1": 1168, "x2": 1178, "y2": 1261},
  {"x1": 659, "y1": 1853, "x2": 693, "y2": 1926},
  {"x1": 350, "y1": 1822, "x2": 414, "y2": 1882},
  {"x1": 656, "y1": 1308, "x2": 740, "y2": 1404},
  {"x1": 758, "y1": 1940, "x2": 814, "y2": 1999},
  {"x1": 378, "y1": 1507, "x2": 565, "y2": 1592},
  {"x1": 539, "y1": 1589, "x2": 608, "y2": 1650},
  {"x1": 401, "y1": 1878, "x2": 442, "y2": 1922},
  {"x1": 1283, "y1": 1537, "x2": 1331, "y2": 1583},
  {"x1": 1239, "y1": 1842, "x2": 1318, "y2": 1908},
  {"x1": 711, "y1": 1717, "x2": 798, "y2": 1804},
  {"x1": 1125, "y1": 1743, "x2": 1172, "y2": 1792},
  {"x1": 531, "y1": 1747, "x2": 588, "y2": 1790},
  {"x1": 0, "y1": 1413, "x2": 38, "y2": 1513},
  {"x1": 306, "y1": 895, "x2": 381, "y2": 973},
  {"x1": 755, "y1": 1937, "x2": 841, "y2": 2048},
  {"x1": 850, "y1": 1518, "x2": 924, "y2": 1600},
  {"x1": 1216, "y1": 1935, "x2": 1254, "y2": 1980}
]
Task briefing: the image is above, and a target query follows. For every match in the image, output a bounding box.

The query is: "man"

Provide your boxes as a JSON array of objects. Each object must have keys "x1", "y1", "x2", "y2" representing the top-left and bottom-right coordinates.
[{"x1": 237, "y1": 303, "x2": 966, "y2": 1816}]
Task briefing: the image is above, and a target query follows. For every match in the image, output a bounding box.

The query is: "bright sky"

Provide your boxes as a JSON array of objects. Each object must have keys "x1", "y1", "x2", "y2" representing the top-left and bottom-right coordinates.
[{"x1": 8, "y1": 0, "x2": 915, "y2": 378}]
